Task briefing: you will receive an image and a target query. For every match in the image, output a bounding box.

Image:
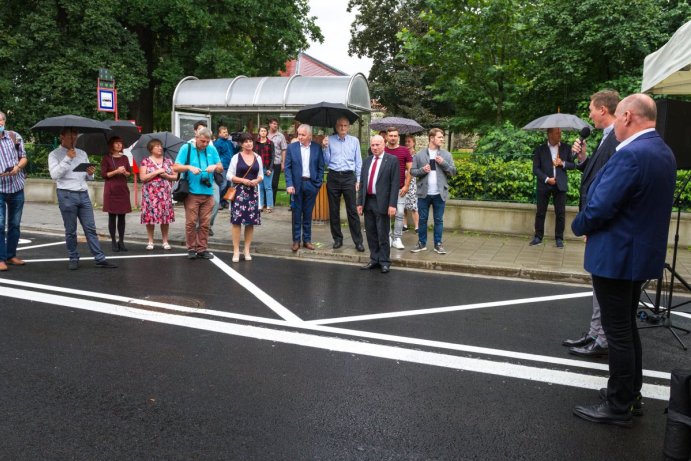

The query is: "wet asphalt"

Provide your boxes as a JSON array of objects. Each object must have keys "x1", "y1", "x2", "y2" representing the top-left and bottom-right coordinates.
[{"x1": 1, "y1": 232, "x2": 690, "y2": 460}]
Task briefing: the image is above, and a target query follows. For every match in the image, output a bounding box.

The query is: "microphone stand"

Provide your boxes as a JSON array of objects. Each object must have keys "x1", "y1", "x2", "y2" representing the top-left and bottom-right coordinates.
[{"x1": 639, "y1": 173, "x2": 691, "y2": 350}]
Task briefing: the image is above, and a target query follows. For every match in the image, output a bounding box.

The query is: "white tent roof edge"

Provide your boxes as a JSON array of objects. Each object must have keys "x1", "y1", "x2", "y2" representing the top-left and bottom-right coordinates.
[{"x1": 641, "y1": 20, "x2": 691, "y2": 94}]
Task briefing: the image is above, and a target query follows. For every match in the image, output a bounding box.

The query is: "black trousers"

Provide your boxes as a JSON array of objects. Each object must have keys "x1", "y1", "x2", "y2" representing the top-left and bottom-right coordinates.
[
  {"x1": 271, "y1": 163, "x2": 282, "y2": 206},
  {"x1": 327, "y1": 170, "x2": 362, "y2": 245},
  {"x1": 534, "y1": 185, "x2": 566, "y2": 240},
  {"x1": 363, "y1": 197, "x2": 391, "y2": 266},
  {"x1": 592, "y1": 275, "x2": 644, "y2": 414}
]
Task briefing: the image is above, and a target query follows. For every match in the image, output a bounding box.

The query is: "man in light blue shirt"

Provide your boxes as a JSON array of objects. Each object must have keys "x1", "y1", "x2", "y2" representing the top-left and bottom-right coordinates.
[
  {"x1": 323, "y1": 117, "x2": 365, "y2": 252},
  {"x1": 48, "y1": 128, "x2": 117, "y2": 270}
]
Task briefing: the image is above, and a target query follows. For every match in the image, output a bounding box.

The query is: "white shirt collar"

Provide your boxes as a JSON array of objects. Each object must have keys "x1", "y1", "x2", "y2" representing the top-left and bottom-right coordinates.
[{"x1": 615, "y1": 128, "x2": 655, "y2": 151}]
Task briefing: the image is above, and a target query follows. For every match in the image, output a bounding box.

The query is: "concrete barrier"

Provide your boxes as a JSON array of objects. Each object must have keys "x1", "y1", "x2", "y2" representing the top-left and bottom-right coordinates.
[{"x1": 26, "y1": 179, "x2": 689, "y2": 247}]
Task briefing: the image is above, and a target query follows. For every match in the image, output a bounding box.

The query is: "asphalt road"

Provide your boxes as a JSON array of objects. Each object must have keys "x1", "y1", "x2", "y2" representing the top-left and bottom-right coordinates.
[{"x1": 1, "y1": 232, "x2": 690, "y2": 460}]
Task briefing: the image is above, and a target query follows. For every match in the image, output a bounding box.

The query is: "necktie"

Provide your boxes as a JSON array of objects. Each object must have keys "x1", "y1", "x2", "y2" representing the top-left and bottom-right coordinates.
[{"x1": 367, "y1": 155, "x2": 379, "y2": 195}]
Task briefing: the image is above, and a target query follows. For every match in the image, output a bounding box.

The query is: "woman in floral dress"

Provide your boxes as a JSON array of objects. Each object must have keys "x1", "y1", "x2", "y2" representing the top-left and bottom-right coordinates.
[
  {"x1": 139, "y1": 139, "x2": 177, "y2": 250},
  {"x1": 404, "y1": 135, "x2": 419, "y2": 232},
  {"x1": 228, "y1": 132, "x2": 263, "y2": 262}
]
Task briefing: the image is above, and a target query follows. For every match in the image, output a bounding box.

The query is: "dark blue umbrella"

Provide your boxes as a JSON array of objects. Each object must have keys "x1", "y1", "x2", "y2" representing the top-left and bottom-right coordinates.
[
  {"x1": 130, "y1": 132, "x2": 186, "y2": 164},
  {"x1": 31, "y1": 115, "x2": 112, "y2": 134},
  {"x1": 76, "y1": 120, "x2": 141, "y2": 155},
  {"x1": 295, "y1": 102, "x2": 359, "y2": 128}
]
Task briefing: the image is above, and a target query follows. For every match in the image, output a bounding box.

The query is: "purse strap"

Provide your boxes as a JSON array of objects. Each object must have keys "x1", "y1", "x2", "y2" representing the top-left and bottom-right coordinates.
[{"x1": 234, "y1": 155, "x2": 255, "y2": 184}]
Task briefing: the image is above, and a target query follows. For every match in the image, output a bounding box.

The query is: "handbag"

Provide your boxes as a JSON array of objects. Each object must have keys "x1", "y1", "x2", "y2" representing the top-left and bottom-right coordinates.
[
  {"x1": 214, "y1": 171, "x2": 225, "y2": 187},
  {"x1": 172, "y1": 145, "x2": 190, "y2": 202},
  {"x1": 223, "y1": 156, "x2": 256, "y2": 202}
]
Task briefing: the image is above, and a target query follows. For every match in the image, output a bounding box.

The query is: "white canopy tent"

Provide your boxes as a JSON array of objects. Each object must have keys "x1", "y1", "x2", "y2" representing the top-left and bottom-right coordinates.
[
  {"x1": 642, "y1": 20, "x2": 691, "y2": 94},
  {"x1": 171, "y1": 74, "x2": 371, "y2": 138}
]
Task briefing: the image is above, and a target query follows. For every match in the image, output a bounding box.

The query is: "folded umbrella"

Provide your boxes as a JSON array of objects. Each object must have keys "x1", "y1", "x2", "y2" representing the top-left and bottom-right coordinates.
[{"x1": 130, "y1": 132, "x2": 186, "y2": 164}]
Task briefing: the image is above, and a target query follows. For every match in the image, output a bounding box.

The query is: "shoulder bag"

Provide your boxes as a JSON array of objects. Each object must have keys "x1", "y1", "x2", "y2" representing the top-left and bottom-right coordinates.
[
  {"x1": 172, "y1": 144, "x2": 191, "y2": 202},
  {"x1": 223, "y1": 156, "x2": 256, "y2": 202}
]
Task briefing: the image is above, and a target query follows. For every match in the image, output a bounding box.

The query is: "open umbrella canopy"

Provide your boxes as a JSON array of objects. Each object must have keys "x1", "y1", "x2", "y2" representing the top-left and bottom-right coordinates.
[
  {"x1": 130, "y1": 132, "x2": 186, "y2": 164},
  {"x1": 31, "y1": 115, "x2": 112, "y2": 134},
  {"x1": 522, "y1": 113, "x2": 592, "y2": 131},
  {"x1": 76, "y1": 120, "x2": 141, "y2": 155},
  {"x1": 295, "y1": 102, "x2": 359, "y2": 128},
  {"x1": 369, "y1": 116, "x2": 424, "y2": 134}
]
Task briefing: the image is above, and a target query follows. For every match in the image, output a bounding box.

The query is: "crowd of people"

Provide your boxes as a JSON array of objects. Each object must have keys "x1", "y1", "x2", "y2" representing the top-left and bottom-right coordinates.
[{"x1": 0, "y1": 92, "x2": 682, "y2": 428}]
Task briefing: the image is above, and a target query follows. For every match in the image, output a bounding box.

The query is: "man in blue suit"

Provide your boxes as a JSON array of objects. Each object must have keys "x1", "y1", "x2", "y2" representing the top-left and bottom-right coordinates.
[
  {"x1": 285, "y1": 124, "x2": 325, "y2": 252},
  {"x1": 572, "y1": 93, "x2": 677, "y2": 427}
]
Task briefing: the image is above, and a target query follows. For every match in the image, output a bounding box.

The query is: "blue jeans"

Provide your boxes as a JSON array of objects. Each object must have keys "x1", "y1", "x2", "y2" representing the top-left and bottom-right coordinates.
[
  {"x1": 417, "y1": 194, "x2": 445, "y2": 247},
  {"x1": 259, "y1": 167, "x2": 274, "y2": 208},
  {"x1": 0, "y1": 189, "x2": 24, "y2": 261},
  {"x1": 56, "y1": 189, "x2": 105, "y2": 262}
]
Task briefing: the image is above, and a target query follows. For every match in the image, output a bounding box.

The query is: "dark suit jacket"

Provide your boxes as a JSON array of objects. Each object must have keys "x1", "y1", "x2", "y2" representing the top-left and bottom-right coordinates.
[
  {"x1": 572, "y1": 131, "x2": 677, "y2": 281},
  {"x1": 284, "y1": 141, "x2": 324, "y2": 191},
  {"x1": 576, "y1": 132, "x2": 619, "y2": 210},
  {"x1": 357, "y1": 153, "x2": 399, "y2": 214},
  {"x1": 532, "y1": 142, "x2": 575, "y2": 192}
]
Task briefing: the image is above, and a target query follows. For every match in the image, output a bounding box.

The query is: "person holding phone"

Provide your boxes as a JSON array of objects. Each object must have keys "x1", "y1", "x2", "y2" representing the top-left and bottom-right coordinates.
[
  {"x1": 409, "y1": 128, "x2": 457, "y2": 255},
  {"x1": 0, "y1": 110, "x2": 28, "y2": 271},
  {"x1": 48, "y1": 127, "x2": 117, "y2": 270}
]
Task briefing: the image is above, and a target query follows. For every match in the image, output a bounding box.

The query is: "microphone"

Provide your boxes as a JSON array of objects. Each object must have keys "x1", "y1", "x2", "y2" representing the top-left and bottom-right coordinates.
[{"x1": 579, "y1": 127, "x2": 591, "y2": 143}]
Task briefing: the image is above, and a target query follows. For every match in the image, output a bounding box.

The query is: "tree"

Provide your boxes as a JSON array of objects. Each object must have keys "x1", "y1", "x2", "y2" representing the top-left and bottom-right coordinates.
[
  {"x1": 0, "y1": 0, "x2": 322, "y2": 135},
  {"x1": 347, "y1": 0, "x2": 449, "y2": 127}
]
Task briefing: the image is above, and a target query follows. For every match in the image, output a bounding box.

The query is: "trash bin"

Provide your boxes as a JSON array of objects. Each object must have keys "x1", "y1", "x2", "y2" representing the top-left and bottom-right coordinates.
[{"x1": 312, "y1": 181, "x2": 329, "y2": 222}]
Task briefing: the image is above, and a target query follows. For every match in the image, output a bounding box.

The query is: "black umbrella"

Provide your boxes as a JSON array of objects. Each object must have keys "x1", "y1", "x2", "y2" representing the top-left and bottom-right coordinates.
[
  {"x1": 76, "y1": 120, "x2": 141, "y2": 155},
  {"x1": 369, "y1": 116, "x2": 424, "y2": 134},
  {"x1": 31, "y1": 115, "x2": 112, "y2": 134},
  {"x1": 295, "y1": 102, "x2": 359, "y2": 128},
  {"x1": 130, "y1": 132, "x2": 186, "y2": 164}
]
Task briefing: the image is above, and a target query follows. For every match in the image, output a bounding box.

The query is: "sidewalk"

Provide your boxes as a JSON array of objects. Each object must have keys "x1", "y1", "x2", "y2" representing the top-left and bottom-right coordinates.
[{"x1": 19, "y1": 201, "x2": 691, "y2": 286}]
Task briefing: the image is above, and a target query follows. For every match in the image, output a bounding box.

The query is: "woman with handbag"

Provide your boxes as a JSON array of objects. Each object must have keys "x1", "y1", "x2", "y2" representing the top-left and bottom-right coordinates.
[
  {"x1": 227, "y1": 132, "x2": 263, "y2": 262},
  {"x1": 101, "y1": 136, "x2": 132, "y2": 252},
  {"x1": 139, "y1": 139, "x2": 177, "y2": 250}
]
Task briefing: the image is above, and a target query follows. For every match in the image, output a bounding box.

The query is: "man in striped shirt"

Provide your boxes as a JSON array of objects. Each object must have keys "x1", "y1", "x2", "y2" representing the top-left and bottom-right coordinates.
[{"x1": 0, "y1": 111, "x2": 28, "y2": 271}]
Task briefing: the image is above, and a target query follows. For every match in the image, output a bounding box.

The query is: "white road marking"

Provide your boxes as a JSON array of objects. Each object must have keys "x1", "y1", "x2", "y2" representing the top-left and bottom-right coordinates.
[
  {"x1": 0, "y1": 278, "x2": 672, "y2": 381},
  {"x1": 0, "y1": 285, "x2": 671, "y2": 401},
  {"x1": 18, "y1": 238, "x2": 32, "y2": 244},
  {"x1": 309, "y1": 292, "x2": 595, "y2": 325},
  {"x1": 20, "y1": 253, "x2": 189, "y2": 263},
  {"x1": 210, "y1": 257, "x2": 303, "y2": 324},
  {"x1": 16, "y1": 241, "x2": 66, "y2": 251}
]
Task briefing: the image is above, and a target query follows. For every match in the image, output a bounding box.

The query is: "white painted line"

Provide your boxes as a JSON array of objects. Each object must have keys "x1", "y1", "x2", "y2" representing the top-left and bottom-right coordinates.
[
  {"x1": 309, "y1": 291, "x2": 594, "y2": 325},
  {"x1": 0, "y1": 278, "x2": 672, "y2": 381},
  {"x1": 0, "y1": 286, "x2": 670, "y2": 401},
  {"x1": 17, "y1": 241, "x2": 66, "y2": 251},
  {"x1": 20, "y1": 253, "x2": 189, "y2": 263},
  {"x1": 210, "y1": 257, "x2": 303, "y2": 324}
]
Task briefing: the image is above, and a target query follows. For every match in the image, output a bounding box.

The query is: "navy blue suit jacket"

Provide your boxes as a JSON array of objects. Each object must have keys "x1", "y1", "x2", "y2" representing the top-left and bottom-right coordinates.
[
  {"x1": 532, "y1": 142, "x2": 575, "y2": 192},
  {"x1": 571, "y1": 131, "x2": 676, "y2": 281},
  {"x1": 284, "y1": 141, "x2": 325, "y2": 191},
  {"x1": 576, "y1": 132, "x2": 619, "y2": 210}
]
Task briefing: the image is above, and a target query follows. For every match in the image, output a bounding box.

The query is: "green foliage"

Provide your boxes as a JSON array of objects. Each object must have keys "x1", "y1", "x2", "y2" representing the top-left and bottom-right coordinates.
[
  {"x1": 473, "y1": 122, "x2": 545, "y2": 160},
  {"x1": 0, "y1": 0, "x2": 322, "y2": 135}
]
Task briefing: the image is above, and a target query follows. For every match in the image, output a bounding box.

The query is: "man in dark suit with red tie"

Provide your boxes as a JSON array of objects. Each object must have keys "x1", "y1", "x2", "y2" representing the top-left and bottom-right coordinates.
[
  {"x1": 357, "y1": 135, "x2": 399, "y2": 273},
  {"x1": 530, "y1": 127, "x2": 575, "y2": 248},
  {"x1": 284, "y1": 124, "x2": 324, "y2": 252},
  {"x1": 572, "y1": 93, "x2": 677, "y2": 427}
]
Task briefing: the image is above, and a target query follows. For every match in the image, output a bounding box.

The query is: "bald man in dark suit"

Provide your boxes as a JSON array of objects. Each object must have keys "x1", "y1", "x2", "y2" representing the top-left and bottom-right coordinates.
[{"x1": 357, "y1": 135, "x2": 399, "y2": 273}]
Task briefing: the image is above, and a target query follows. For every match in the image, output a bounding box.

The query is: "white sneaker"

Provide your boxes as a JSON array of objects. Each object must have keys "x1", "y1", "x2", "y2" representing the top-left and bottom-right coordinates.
[{"x1": 391, "y1": 237, "x2": 405, "y2": 249}]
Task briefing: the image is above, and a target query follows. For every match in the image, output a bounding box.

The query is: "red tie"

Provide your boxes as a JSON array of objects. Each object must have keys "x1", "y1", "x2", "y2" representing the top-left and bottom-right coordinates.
[{"x1": 367, "y1": 155, "x2": 379, "y2": 194}]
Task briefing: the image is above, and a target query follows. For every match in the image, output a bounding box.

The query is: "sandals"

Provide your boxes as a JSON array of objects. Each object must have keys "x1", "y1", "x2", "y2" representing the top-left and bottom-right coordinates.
[
  {"x1": 162, "y1": 242, "x2": 171, "y2": 250},
  {"x1": 146, "y1": 242, "x2": 154, "y2": 251},
  {"x1": 232, "y1": 253, "x2": 240, "y2": 263},
  {"x1": 266, "y1": 208, "x2": 273, "y2": 213},
  {"x1": 244, "y1": 253, "x2": 252, "y2": 261}
]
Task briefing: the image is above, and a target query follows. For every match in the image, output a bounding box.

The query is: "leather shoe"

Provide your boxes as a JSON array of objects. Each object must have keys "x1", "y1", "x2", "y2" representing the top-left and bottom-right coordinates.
[
  {"x1": 7, "y1": 257, "x2": 25, "y2": 266},
  {"x1": 303, "y1": 242, "x2": 315, "y2": 250},
  {"x1": 291, "y1": 241, "x2": 300, "y2": 252},
  {"x1": 562, "y1": 332, "x2": 594, "y2": 348},
  {"x1": 0, "y1": 261, "x2": 7, "y2": 271},
  {"x1": 361, "y1": 262, "x2": 380, "y2": 270},
  {"x1": 573, "y1": 401, "x2": 632, "y2": 427},
  {"x1": 380, "y1": 265, "x2": 390, "y2": 274},
  {"x1": 355, "y1": 243, "x2": 365, "y2": 252},
  {"x1": 599, "y1": 388, "x2": 644, "y2": 416},
  {"x1": 569, "y1": 341, "x2": 608, "y2": 358},
  {"x1": 333, "y1": 240, "x2": 343, "y2": 249}
]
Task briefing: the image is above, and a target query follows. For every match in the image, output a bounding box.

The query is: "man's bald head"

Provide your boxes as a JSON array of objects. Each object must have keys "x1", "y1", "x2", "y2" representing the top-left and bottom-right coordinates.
[
  {"x1": 614, "y1": 93, "x2": 657, "y2": 142},
  {"x1": 370, "y1": 135, "x2": 385, "y2": 156}
]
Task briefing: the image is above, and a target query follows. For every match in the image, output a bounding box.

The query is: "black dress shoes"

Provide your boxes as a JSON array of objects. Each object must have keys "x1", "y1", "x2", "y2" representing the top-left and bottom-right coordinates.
[
  {"x1": 333, "y1": 240, "x2": 343, "y2": 249},
  {"x1": 599, "y1": 388, "x2": 644, "y2": 416},
  {"x1": 380, "y1": 265, "x2": 390, "y2": 273},
  {"x1": 355, "y1": 243, "x2": 365, "y2": 252},
  {"x1": 569, "y1": 341, "x2": 608, "y2": 358},
  {"x1": 361, "y1": 262, "x2": 380, "y2": 270},
  {"x1": 573, "y1": 401, "x2": 633, "y2": 427},
  {"x1": 562, "y1": 332, "x2": 594, "y2": 348}
]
